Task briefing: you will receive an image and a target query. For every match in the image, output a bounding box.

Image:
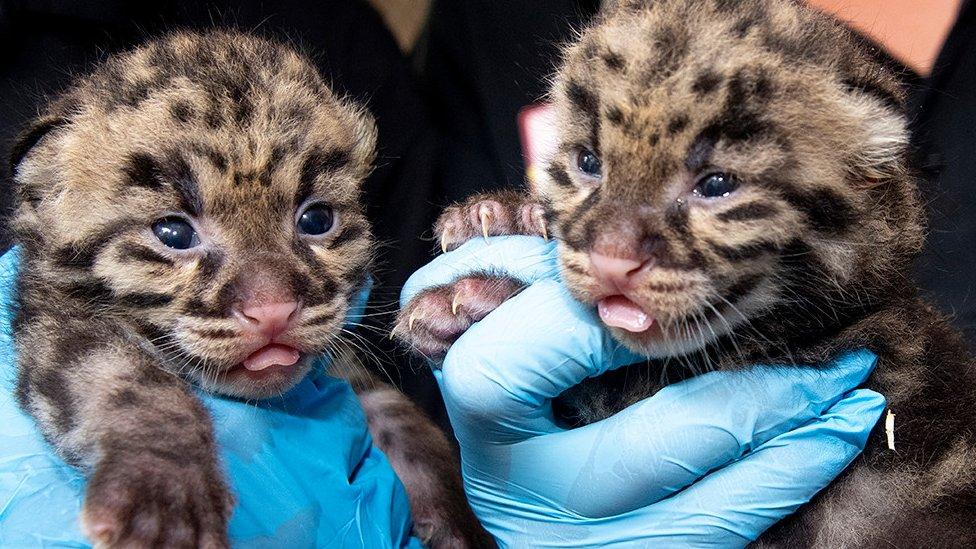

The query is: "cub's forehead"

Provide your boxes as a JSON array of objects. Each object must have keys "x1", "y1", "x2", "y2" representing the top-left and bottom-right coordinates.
[{"x1": 49, "y1": 32, "x2": 375, "y2": 209}]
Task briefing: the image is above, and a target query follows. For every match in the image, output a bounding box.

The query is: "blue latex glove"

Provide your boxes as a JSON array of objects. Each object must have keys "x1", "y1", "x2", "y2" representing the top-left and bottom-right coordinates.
[
  {"x1": 0, "y1": 248, "x2": 422, "y2": 548},
  {"x1": 402, "y1": 236, "x2": 886, "y2": 548}
]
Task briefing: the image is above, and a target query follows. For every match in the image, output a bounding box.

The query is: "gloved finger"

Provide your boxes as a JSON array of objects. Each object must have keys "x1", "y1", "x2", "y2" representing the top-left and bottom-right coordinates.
[
  {"x1": 625, "y1": 388, "x2": 886, "y2": 547},
  {"x1": 437, "y1": 277, "x2": 643, "y2": 441},
  {"x1": 451, "y1": 349, "x2": 878, "y2": 518},
  {"x1": 400, "y1": 236, "x2": 558, "y2": 307}
]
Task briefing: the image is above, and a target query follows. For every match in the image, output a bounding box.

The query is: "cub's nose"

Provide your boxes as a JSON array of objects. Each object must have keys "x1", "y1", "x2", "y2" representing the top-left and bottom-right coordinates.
[
  {"x1": 588, "y1": 230, "x2": 662, "y2": 289},
  {"x1": 589, "y1": 252, "x2": 655, "y2": 289},
  {"x1": 233, "y1": 301, "x2": 302, "y2": 339}
]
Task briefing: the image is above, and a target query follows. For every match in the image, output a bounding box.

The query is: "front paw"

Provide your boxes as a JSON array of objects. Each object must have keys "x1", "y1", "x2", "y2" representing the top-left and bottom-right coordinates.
[
  {"x1": 396, "y1": 275, "x2": 525, "y2": 359},
  {"x1": 436, "y1": 191, "x2": 548, "y2": 253},
  {"x1": 81, "y1": 452, "x2": 232, "y2": 548}
]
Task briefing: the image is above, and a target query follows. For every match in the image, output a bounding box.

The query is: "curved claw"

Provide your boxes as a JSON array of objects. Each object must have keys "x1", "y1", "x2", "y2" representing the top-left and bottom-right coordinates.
[
  {"x1": 408, "y1": 310, "x2": 422, "y2": 331},
  {"x1": 478, "y1": 205, "x2": 492, "y2": 242},
  {"x1": 451, "y1": 292, "x2": 463, "y2": 315}
]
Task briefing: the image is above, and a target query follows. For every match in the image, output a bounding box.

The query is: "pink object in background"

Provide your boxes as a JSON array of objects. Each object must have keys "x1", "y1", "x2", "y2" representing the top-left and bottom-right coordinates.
[{"x1": 517, "y1": 103, "x2": 560, "y2": 189}]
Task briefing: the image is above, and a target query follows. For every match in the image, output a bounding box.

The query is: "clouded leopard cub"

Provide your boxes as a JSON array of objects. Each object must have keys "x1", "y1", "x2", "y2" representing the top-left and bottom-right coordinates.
[
  {"x1": 398, "y1": 0, "x2": 976, "y2": 546},
  {"x1": 10, "y1": 31, "x2": 489, "y2": 548}
]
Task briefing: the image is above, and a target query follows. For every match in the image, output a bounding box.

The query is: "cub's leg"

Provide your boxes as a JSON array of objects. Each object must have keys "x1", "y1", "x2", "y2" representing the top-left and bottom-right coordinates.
[
  {"x1": 345, "y1": 369, "x2": 495, "y2": 548},
  {"x1": 397, "y1": 191, "x2": 545, "y2": 359},
  {"x1": 16, "y1": 316, "x2": 231, "y2": 548}
]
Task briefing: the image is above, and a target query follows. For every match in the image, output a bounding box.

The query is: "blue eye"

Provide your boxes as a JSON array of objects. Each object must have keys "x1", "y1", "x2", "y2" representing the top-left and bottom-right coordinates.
[
  {"x1": 152, "y1": 217, "x2": 199, "y2": 249},
  {"x1": 694, "y1": 173, "x2": 740, "y2": 198},
  {"x1": 297, "y1": 204, "x2": 335, "y2": 236},
  {"x1": 576, "y1": 149, "x2": 602, "y2": 177}
]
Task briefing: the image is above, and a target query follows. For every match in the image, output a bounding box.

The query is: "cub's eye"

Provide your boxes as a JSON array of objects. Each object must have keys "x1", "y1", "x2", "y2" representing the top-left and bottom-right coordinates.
[
  {"x1": 693, "y1": 173, "x2": 740, "y2": 198},
  {"x1": 576, "y1": 149, "x2": 602, "y2": 177},
  {"x1": 297, "y1": 204, "x2": 335, "y2": 236},
  {"x1": 152, "y1": 217, "x2": 199, "y2": 250}
]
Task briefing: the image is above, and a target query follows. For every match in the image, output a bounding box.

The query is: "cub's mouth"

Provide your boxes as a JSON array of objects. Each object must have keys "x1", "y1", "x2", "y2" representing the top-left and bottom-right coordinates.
[
  {"x1": 224, "y1": 343, "x2": 303, "y2": 382},
  {"x1": 591, "y1": 286, "x2": 726, "y2": 358},
  {"x1": 598, "y1": 295, "x2": 655, "y2": 333}
]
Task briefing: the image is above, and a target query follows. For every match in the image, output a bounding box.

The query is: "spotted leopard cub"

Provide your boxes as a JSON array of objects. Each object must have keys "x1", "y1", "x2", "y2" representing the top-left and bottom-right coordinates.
[
  {"x1": 10, "y1": 31, "x2": 488, "y2": 548},
  {"x1": 399, "y1": 0, "x2": 976, "y2": 546}
]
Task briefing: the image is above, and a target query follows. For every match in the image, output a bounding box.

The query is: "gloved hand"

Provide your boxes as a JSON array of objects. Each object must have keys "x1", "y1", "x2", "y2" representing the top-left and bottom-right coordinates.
[
  {"x1": 401, "y1": 236, "x2": 886, "y2": 548},
  {"x1": 0, "y1": 248, "x2": 421, "y2": 548}
]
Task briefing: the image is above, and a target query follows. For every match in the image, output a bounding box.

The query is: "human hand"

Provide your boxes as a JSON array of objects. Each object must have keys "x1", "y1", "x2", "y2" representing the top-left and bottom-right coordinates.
[{"x1": 400, "y1": 236, "x2": 885, "y2": 547}]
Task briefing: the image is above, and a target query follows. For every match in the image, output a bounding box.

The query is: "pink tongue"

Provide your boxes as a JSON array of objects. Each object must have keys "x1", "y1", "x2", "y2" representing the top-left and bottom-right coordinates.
[
  {"x1": 243, "y1": 344, "x2": 301, "y2": 371},
  {"x1": 598, "y1": 296, "x2": 655, "y2": 333}
]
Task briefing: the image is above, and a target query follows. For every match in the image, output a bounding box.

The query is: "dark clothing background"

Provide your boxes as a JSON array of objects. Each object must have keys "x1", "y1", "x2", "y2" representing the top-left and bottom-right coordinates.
[{"x1": 1, "y1": 0, "x2": 973, "y2": 426}]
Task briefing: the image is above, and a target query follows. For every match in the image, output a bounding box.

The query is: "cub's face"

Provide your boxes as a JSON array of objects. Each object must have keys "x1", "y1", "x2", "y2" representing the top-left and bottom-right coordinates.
[
  {"x1": 13, "y1": 32, "x2": 377, "y2": 397},
  {"x1": 539, "y1": 0, "x2": 922, "y2": 358}
]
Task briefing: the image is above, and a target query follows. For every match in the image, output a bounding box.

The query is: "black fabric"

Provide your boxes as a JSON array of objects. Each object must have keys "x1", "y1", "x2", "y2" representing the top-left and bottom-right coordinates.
[{"x1": 909, "y1": 0, "x2": 976, "y2": 349}]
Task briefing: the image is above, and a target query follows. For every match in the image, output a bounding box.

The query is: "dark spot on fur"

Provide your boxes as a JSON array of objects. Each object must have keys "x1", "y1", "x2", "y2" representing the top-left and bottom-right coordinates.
[
  {"x1": 298, "y1": 148, "x2": 352, "y2": 205},
  {"x1": 650, "y1": 24, "x2": 690, "y2": 80},
  {"x1": 566, "y1": 81, "x2": 600, "y2": 117},
  {"x1": 546, "y1": 165, "x2": 575, "y2": 189},
  {"x1": 163, "y1": 152, "x2": 203, "y2": 215},
  {"x1": 194, "y1": 328, "x2": 237, "y2": 339},
  {"x1": 109, "y1": 388, "x2": 142, "y2": 408},
  {"x1": 780, "y1": 187, "x2": 858, "y2": 235},
  {"x1": 169, "y1": 100, "x2": 196, "y2": 123},
  {"x1": 116, "y1": 242, "x2": 174, "y2": 267},
  {"x1": 722, "y1": 273, "x2": 763, "y2": 303},
  {"x1": 52, "y1": 218, "x2": 138, "y2": 271},
  {"x1": 733, "y1": 16, "x2": 757, "y2": 38},
  {"x1": 605, "y1": 106, "x2": 625, "y2": 126},
  {"x1": 602, "y1": 51, "x2": 626, "y2": 71},
  {"x1": 196, "y1": 252, "x2": 223, "y2": 283},
  {"x1": 708, "y1": 239, "x2": 781, "y2": 262},
  {"x1": 123, "y1": 152, "x2": 165, "y2": 190},
  {"x1": 667, "y1": 113, "x2": 690, "y2": 135},
  {"x1": 692, "y1": 69, "x2": 723, "y2": 96},
  {"x1": 32, "y1": 367, "x2": 77, "y2": 433},
  {"x1": 62, "y1": 280, "x2": 113, "y2": 303},
  {"x1": 717, "y1": 201, "x2": 779, "y2": 222},
  {"x1": 191, "y1": 143, "x2": 228, "y2": 174},
  {"x1": 685, "y1": 133, "x2": 716, "y2": 172}
]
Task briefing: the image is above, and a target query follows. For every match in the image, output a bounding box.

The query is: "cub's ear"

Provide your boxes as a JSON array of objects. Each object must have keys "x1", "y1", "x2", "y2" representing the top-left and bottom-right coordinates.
[
  {"x1": 841, "y1": 77, "x2": 910, "y2": 182},
  {"x1": 8, "y1": 114, "x2": 68, "y2": 176},
  {"x1": 347, "y1": 107, "x2": 378, "y2": 183}
]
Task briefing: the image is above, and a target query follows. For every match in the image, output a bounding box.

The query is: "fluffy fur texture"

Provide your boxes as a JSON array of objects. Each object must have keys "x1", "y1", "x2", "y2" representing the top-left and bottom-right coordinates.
[
  {"x1": 10, "y1": 31, "x2": 490, "y2": 548},
  {"x1": 398, "y1": 0, "x2": 976, "y2": 546}
]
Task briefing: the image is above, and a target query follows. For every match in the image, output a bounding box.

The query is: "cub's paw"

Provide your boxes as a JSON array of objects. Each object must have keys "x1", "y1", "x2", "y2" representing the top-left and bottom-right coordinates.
[
  {"x1": 396, "y1": 275, "x2": 525, "y2": 359},
  {"x1": 81, "y1": 454, "x2": 233, "y2": 548},
  {"x1": 436, "y1": 191, "x2": 548, "y2": 253}
]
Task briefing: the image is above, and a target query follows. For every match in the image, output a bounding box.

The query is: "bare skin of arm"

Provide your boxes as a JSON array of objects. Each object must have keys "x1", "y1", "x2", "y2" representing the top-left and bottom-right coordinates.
[{"x1": 806, "y1": 0, "x2": 962, "y2": 75}]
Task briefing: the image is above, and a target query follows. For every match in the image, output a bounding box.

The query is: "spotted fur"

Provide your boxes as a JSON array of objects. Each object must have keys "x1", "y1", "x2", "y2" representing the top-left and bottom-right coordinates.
[
  {"x1": 10, "y1": 31, "x2": 489, "y2": 548},
  {"x1": 399, "y1": 1, "x2": 976, "y2": 545}
]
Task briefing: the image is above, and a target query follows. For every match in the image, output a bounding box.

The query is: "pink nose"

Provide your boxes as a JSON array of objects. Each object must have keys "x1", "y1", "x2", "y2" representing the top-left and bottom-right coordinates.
[
  {"x1": 589, "y1": 253, "x2": 653, "y2": 288},
  {"x1": 233, "y1": 301, "x2": 302, "y2": 338}
]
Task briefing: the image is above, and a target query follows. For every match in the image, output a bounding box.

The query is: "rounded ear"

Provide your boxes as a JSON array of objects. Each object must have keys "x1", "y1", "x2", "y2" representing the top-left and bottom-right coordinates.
[
  {"x1": 348, "y1": 107, "x2": 378, "y2": 181},
  {"x1": 9, "y1": 114, "x2": 68, "y2": 176},
  {"x1": 841, "y1": 87, "x2": 909, "y2": 183}
]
